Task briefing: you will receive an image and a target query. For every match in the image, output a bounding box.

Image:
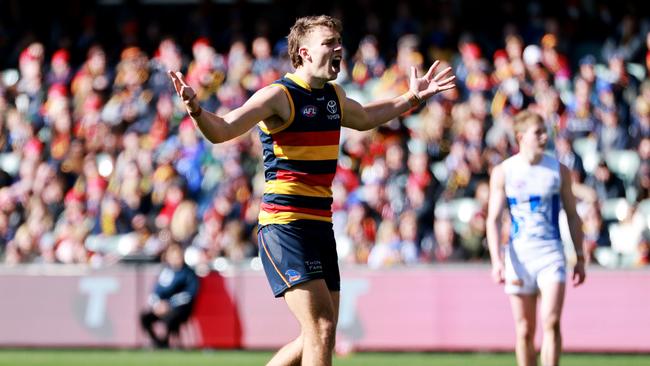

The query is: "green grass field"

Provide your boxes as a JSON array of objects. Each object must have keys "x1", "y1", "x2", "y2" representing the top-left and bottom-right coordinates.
[{"x1": 0, "y1": 350, "x2": 648, "y2": 366}]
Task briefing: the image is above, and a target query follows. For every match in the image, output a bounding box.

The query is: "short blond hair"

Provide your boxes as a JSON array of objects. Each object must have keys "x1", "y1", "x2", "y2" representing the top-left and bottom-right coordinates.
[
  {"x1": 287, "y1": 15, "x2": 342, "y2": 68},
  {"x1": 513, "y1": 110, "x2": 544, "y2": 135}
]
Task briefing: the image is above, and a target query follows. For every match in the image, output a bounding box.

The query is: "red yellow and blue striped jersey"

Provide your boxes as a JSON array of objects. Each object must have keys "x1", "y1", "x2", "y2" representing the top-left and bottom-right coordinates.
[{"x1": 257, "y1": 73, "x2": 344, "y2": 225}]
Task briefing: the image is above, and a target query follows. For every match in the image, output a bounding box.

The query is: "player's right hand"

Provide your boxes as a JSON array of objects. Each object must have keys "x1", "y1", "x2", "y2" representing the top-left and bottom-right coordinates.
[
  {"x1": 491, "y1": 262, "x2": 505, "y2": 285},
  {"x1": 168, "y1": 70, "x2": 198, "y2": 110}
]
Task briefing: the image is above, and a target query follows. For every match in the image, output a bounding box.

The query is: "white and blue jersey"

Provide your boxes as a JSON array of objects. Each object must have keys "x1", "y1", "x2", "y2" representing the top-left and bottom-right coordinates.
[
  {"x1": 502, "y1": 154, "x2": 566, "y2": 294},
  {"x1": 504, "y1": 154, "x2": 561, "y2": 244}
]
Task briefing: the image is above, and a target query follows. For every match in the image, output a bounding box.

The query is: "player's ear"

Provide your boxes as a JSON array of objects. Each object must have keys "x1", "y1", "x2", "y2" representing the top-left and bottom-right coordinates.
[
  {"x1": 515, "y1": 130, "x2": 523, "y2": 144},
  {"x1": 299, "y1": 46, "x2": 310, "y2": 63}
]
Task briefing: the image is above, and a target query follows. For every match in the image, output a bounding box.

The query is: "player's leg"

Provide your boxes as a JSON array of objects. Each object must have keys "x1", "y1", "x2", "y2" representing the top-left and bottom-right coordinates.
[
  {"x1": 539, "y1": 281, "x2": 565, "y2": 366},
  {"x1": 320, "y1": 222, "x2": 341, "y2": 353},
  {"x1": 258, "y1": 222, "x2": 307, "y2": 366},
  {"x1": 505, "y1": 247, "x2": 539, "y2": 366},
  {"x1": 283, "y1": 279, "x2": 337, "y2": 366},
  {"x1": 266, "y1": 334, "x2": 303, "y2": 366},
  {"x1": 509, "y1": 294, "x2": 538, "y2": 366},
  {"x1": 266, "y1": 290, "x2": 339, "y2": 366},
  {"x1": 259, "y1": 221, "x2": 340, "y2": 365}
]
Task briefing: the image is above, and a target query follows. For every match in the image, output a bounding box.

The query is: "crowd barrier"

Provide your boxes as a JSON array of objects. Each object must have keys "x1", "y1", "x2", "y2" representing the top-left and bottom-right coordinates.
[{"x1": 0, "y1": 264, "x2": 647, "y2": 352}]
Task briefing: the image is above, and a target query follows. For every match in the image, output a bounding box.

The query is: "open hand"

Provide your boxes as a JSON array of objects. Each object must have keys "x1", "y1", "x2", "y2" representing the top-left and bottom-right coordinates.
[{"x1": 409, "y1": 61, "x2": 456, "y2": 102}]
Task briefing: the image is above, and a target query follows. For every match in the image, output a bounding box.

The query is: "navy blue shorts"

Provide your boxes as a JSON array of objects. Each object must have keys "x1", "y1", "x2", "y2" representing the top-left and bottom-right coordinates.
[{"x1": 257, "y1": 220, "x2": 340, "y2": 297}]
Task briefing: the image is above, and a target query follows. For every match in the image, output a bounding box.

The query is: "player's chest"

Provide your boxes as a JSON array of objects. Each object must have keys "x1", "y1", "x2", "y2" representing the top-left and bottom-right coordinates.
[
  {"x1": 505, "y1": 167, "x2": 559, "y2": 198},
  {"x1": 294, "y1": 91, "x2": 341, "y2": 127}
]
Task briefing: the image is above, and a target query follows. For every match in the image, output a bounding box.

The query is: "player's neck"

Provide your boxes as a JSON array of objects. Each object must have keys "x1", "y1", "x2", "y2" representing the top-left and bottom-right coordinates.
[
  {"x1": 519, "y1": 149, "x2": 543, "y2": 165},
  {"x1": 293, "y1": 68, "x2": 327, "y2": 89}
]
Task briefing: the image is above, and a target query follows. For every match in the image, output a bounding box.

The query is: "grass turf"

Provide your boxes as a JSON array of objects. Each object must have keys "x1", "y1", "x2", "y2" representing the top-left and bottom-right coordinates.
[{"x1": 0, "y1": 349, "x2": 648, "y2": 366}]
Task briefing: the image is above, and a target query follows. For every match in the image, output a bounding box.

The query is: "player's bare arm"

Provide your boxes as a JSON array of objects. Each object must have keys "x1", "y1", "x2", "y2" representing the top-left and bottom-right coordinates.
[
  {"x1": 168, "y1": 70, "x2": 290, "y2": 143},
  {"x1": 559, "y1": 163, "x2": 586, "y2": 286},
  {"x1": 338, "y1": 61, "x2": 455, "y2": 131},
  {"x1": 486, "y1": 163, "x2": 506, "y2": 284}
]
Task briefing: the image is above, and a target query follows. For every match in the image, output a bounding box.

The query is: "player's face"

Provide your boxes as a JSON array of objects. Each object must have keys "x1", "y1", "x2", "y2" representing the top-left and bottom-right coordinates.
[
  {"x1": 301, "y1": 26, "x2": 342, "y2": 80},
  {"x1": 520, "y1": 121, "x2": 548, "y2": 153}
]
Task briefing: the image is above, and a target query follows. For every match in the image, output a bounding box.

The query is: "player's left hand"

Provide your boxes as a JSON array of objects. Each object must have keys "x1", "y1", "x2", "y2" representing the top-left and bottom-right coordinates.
[
  {"x1": 572, "y1": 261, "x2": 586, "y2": 287},
  {"x1": 408, "y1": 61, "x2": 456, "y2": 102}
]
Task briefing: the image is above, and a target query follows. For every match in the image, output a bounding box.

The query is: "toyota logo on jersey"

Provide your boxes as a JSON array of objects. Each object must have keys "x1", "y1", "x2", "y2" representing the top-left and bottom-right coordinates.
[{"x1": 326, "y1": 100, "x2": 337, "y2": 114}]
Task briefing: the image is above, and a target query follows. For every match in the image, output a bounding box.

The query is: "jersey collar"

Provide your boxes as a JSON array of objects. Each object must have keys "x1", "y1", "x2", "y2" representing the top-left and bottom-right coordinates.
[{"x1": 285, "y1": 73, "x2": 312, "y2": 92}]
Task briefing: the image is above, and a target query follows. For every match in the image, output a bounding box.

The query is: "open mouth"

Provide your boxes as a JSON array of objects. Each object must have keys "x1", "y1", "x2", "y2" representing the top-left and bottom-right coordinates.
[{"x1": 332, "y1": 56, "x2": 342, "y2": 70}]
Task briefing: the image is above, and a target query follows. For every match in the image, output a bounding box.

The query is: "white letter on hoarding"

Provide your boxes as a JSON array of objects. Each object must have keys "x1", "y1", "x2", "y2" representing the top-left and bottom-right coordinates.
[{"x1": 79, "y1": 277, "x2": 119, "y2": 328}]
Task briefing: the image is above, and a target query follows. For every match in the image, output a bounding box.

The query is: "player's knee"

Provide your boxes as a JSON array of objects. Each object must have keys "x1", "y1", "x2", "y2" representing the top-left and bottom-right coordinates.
[
  {"x1": 316, "y1": 317, "x2": 336, "y2": 337},
  {"x1": 314, "y1": 317, "x2": 336, "y2": 348},
  {"x1": 542, "y1": 315, "x2": 561, "y2": 333},
  {"x1": 515, "y1": 320, "x2": 535, "y2": 341}
]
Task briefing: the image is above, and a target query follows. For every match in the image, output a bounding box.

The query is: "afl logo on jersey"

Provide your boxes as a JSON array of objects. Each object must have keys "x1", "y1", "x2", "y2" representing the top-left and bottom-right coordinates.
[
  {"x1": 326, "y1": 100, "x2": 338, "y2": 114},
  {"x1": 302, "y1": 105, "x2": 318, "y2": 118}
]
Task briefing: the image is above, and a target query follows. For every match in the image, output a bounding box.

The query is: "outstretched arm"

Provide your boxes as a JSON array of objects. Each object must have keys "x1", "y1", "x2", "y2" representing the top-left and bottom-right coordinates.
[
  {"x1": 168, "y1": 71, "x2": 287, "y2": 143},
  {"x1": 340, "y1": 61, "x2": 456, "y2": 131},
  {"x1": 560, "y1": 163, "x2": 586, "y2": 287},
  {"x1": 486, "y1": 164, "x2": 506, "y2": 285}
]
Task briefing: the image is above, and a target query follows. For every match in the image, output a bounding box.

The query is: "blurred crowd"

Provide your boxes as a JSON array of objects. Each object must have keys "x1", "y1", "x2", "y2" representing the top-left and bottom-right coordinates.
[{"x1": 1, "y1": 2, "x2": 650, "y2": 270}]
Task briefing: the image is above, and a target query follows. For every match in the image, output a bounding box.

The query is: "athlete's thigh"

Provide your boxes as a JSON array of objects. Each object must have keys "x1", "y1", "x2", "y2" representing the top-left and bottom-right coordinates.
[
  {"x1": 284, "y1": 279, "x2": 336, "y2": 327},
  {"x1": 509, "y1": 293, "x2": 538, "y2": 330},
  {"x1": 539, "y1": 281, "x2": 565, "y2": 324}
]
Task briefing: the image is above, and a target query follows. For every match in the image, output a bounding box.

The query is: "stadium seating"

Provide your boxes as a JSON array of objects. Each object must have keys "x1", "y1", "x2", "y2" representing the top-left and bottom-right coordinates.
[
  {"x1": 0, "y1": 153, "x2": 19, "y2": 176},
  {"x1": 605, "y1": 149, "x2": 640, "y2": 185},
  {"x1": 572, "y1": 137, "x2": 599, "y2": 174},
  {"x1": 599, "y1": 197, "x2": 630, "y2": 222},
  {"x1": 430, "y1": 161, "x2": 448, "y2": 182}
]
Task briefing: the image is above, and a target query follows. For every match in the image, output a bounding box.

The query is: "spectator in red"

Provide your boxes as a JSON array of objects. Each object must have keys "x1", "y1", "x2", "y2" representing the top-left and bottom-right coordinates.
[{"x1": 46, "y1": 49, "x2": 72, "y2": 87}]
